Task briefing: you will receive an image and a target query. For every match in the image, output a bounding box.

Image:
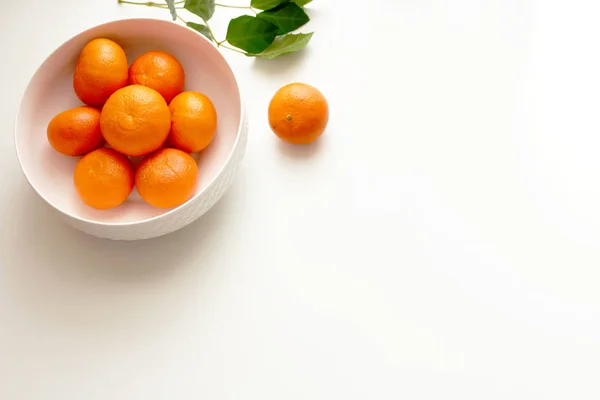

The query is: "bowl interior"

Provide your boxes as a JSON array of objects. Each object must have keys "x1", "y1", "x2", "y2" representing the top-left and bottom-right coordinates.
[{"x1": 15, "y1": 18, "x2": 241, "y2": 224}]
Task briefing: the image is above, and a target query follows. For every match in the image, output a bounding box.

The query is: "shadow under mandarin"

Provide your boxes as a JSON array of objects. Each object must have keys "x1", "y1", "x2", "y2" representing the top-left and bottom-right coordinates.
[
  {"x1": 276, "y1": 135, "x2": 324, "y2": 160},
  {"x1": 2, "y1": 173, "x2": 244, "y2": 337}
]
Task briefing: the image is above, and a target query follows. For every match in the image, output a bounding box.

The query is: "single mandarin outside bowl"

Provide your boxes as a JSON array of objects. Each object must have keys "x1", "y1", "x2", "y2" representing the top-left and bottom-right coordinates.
[{"x1": 14, "y1": 18, "x2": 247, "y2": 241}]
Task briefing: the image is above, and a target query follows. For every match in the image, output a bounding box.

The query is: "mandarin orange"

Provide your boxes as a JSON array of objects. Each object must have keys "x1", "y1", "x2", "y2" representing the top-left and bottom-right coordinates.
[
  {"x1": 100, "y1": 85, "x2": 171, "y2": 157},
  {"x1": 129, "y1": 51, "x2": 185, "y2": 104},
  {"x1": 73, "y1": 38, "x2": 129, "y2": 107},
  {"x1": 73, "y1": 148, "x2": 134, "y2": 210},
  {"x1": 47, "y1": 106, "x2": 104, "y2": 156},
  {"x1": 168, "y1": 91, "x2": 217, "y2": 153},
  {"x1": 268, "y1": 83, "x2": 329, "y2": 145},
  {"x1": 135, "y1": 148, "x2": 198, "y2": 209}
]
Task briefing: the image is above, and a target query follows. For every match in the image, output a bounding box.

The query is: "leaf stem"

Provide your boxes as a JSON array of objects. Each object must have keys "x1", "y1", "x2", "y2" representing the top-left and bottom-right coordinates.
[
  {"x1": 203, "y1": 20, "x2": 219, "y2": 44},
  {"x1": 118, "y1": 0, "x2": 256, "y2": 55},
  {"x1": 119, "y1": 0, "x2": 185, "y2": 9},
  {"x1": 118, "y1": 0, "x2": 153, "y2": 5},
  {"x1": 118, "y1": 0, "x2": 257, "y2": 13},
  {"x1": 117, "y1": 0, "x2": 184, "y2": 3},
  {"x1": 215, "y1": 3, "x2": 252, "y2": 10},
  {"x1": 118, "y1": 0, "x2": 189, "y2": 8},
  {"x1": 218, "y1": 43, "x2": 248, "y2": 55}
]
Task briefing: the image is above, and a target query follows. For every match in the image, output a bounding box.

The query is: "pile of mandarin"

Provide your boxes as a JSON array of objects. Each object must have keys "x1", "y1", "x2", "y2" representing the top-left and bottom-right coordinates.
[{"x1": 47, "y1": 38, "x2": 217, "y2": 210}]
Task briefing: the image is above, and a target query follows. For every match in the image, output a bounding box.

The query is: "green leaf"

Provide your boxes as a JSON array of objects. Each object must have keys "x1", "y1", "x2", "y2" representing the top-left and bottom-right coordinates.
[
  {"x1": 226, "y1": 16, "x2": 278, "y2": 54},
  {"x1": 184, "y1": 0, "x2": 215, "y2": 21},
  {"x1": 186, "y1": 22, "x2": 213, "y2": 42},
  {"x1": 250, "y1": 0, "x2": 287, "y2": 11},
  {"x1": 165, "y1": 0, "x2": 177, "y2": 21},
  {"x1": 292, "y1": 0, "x2": 313, "y2": 6},
  {"x1": 257, "y1": 2, "x2": 309, "y2": 35},
  {"x1": 249, "y1": 32, "x2": 313, "y2": 59}
]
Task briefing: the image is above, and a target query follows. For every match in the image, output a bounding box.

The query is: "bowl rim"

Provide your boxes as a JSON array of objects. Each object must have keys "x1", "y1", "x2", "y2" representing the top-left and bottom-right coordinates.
[{"x1": 14, "y1": 17, "x2": 245, "y2": 227}]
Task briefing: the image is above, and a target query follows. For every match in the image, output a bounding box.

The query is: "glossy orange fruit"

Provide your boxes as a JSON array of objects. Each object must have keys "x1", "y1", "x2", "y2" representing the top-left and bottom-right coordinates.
[
  {"x1": 100, "y1": 85, "x2": 171, "y2": 157},
  {"x1": 47, "y1": 106, "x2": 104, "y2": 156},
  {"x1": 73, "y1": 148, "x2": 134, "y2": 210},
  {"x1": 168, "y1": 91, "x2": 217, "y2": 153},
  {"x1": 73, "y1": 38, "x2": 129, "y2": 107},
  {"x1": 129, "y1": 51, "x2": 185, "y2": 104},
  {"x1": 268, "y1": 83, "x2": 329, "y2": 145},
  {"x1": 135, "y1": 148, "x2": 198, "y2": 209}
]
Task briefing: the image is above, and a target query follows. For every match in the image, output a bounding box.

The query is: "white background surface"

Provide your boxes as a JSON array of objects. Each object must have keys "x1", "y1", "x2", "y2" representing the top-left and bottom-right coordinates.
[{"x1": 1, "y1": 0, "x2": 600, "y2": 398}]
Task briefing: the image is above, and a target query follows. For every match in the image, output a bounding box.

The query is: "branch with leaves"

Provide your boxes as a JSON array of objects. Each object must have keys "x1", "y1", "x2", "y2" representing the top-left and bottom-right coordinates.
[{"x1": 117, "y1": 0, "x2": 314, "y2": 59}]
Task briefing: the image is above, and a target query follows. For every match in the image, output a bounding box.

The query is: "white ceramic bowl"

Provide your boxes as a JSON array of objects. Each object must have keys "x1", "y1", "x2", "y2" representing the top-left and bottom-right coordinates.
[{"x1": 15, "y1": 18, "x2": 247, "y2": 241}]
